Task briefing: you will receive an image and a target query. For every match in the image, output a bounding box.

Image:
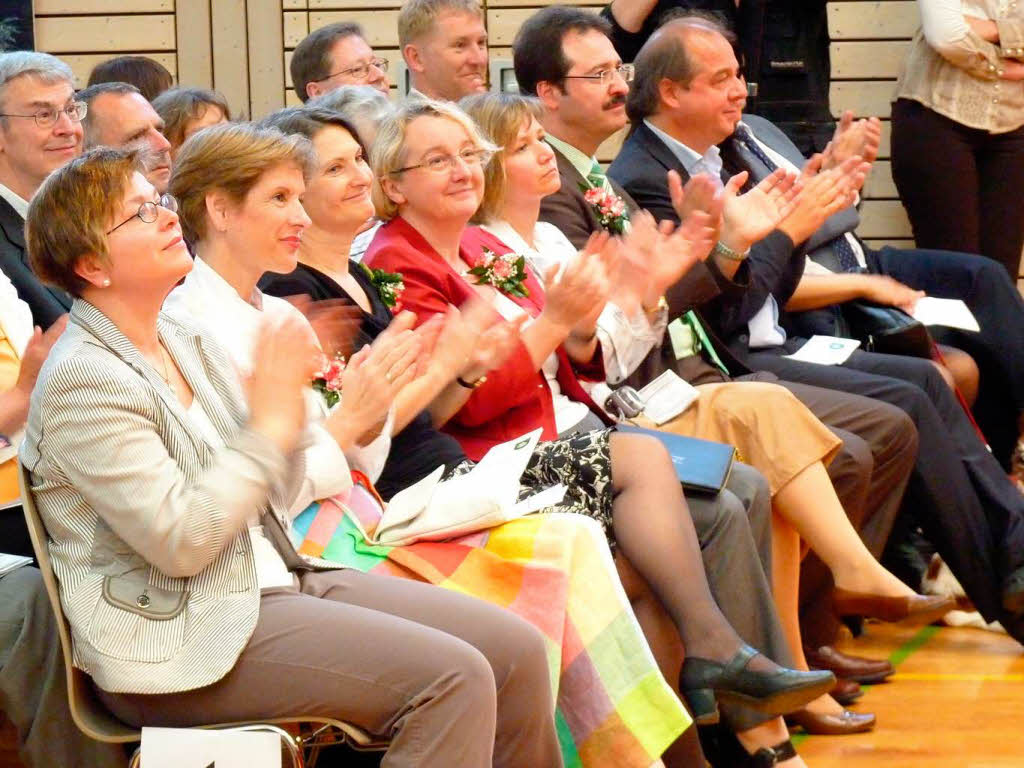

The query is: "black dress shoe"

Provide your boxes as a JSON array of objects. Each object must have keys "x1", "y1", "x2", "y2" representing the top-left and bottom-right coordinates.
[
  {"x1": 679, "y1": 644, "x2": 835, "y2": 724},
  {"x1": 1003, "y1": 566, "x2": 1024, "y2": 613},
  {"x1": 804, "y1": 644, "x2": 894, "y2": 684}
]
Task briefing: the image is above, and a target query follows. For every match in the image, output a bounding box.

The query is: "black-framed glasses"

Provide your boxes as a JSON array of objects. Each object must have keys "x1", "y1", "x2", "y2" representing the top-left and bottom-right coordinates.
[
  {"x1": 563, "y1": 65, "x2": 634, "y2": 85},
  {"x1": 314, "y1": 58, "x2": 389, "y2": 82},
  {"x1": 0, "y1": 100, "x2": 87, "y2": 128},
  {"x1": 107, "y1": 194, "x2": 178, "y2": 235},
  {"x1": 390, "y1": 147, "x2": 495, "y2": 175}
]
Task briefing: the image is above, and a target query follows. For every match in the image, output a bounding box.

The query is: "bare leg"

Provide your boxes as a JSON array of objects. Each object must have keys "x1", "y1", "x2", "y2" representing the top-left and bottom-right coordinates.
[{"x1": 774, "y1": 462, "x2": 915, "y2": 598}]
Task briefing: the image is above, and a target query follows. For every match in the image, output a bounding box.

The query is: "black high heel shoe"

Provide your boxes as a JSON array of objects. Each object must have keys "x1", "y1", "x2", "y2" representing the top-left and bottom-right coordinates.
[{"x1": 679, "y1": 644, "x2": 835, "y2": 724}]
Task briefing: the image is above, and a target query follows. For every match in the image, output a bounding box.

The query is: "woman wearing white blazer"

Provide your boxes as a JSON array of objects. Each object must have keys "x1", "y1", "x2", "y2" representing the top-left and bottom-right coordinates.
[{"x1": 19, "y1": 144, "x2": 561, "y2": 768}]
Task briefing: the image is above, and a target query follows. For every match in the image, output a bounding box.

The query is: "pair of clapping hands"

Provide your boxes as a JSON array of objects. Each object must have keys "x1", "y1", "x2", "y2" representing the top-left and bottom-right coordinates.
[{"x1": 249, "y1": 296, "x2": 525, "y2": 454}]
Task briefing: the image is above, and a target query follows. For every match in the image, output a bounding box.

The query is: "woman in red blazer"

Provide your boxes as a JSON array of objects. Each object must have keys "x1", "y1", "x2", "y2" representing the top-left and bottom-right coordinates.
[{"x1": 364, "y1": 98, "x2": 836, "y2": 728}]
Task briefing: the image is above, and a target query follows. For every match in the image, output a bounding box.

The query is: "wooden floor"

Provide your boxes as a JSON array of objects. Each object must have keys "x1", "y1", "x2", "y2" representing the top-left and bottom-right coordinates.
[
  {"x1": 795, "y1": 622, "x2": 1024, "y2": 767},
  {"x1": 1, "y1": 622, "x2": 1019, "y2": 767}
]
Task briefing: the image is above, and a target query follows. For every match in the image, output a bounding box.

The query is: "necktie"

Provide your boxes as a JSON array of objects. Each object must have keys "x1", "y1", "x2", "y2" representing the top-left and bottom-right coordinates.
[
  {"x1": 586, "y1": 159, "x2": 609, "y2": 191},
  {"x1": 735, "y1": 124, "x2": 860, "y2": 272},
  {"x1": 683, "y1": 311, "x2": 729, "y2": 376}
]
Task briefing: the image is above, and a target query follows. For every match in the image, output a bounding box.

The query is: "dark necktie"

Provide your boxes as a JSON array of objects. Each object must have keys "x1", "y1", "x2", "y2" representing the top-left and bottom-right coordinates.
[{"x1": 733, "y1": 124, "x2": 860, "y2": 272}]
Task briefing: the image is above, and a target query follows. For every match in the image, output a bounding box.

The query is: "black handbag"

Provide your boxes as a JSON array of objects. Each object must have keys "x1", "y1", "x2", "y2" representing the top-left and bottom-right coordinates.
[{"x1": 838, "y1": 301, "x2": 933, "y2": 359}]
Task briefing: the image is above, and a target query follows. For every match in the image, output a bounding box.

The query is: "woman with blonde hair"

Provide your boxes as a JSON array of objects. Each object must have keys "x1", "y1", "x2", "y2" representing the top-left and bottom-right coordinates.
[{"x1": 21, "y1": 143, "x2": 563, "y2": 768}]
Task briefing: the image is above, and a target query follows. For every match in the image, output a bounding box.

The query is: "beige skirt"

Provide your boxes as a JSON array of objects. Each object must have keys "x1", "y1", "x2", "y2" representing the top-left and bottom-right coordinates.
[{"x1": 631, "y1": 381, "x2": 842, "y2": 496}]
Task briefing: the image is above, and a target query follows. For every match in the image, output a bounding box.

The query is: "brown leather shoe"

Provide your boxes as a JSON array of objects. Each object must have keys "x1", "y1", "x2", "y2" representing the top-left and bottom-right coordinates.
[
  {"x1": 832, "y1": 588, "x2": 955, "y2": 624},
  {"x1": 786, "y1": 707, "x2": 876, "y2": 735},
  {"x1": 830, "y1": 677, "x2": 863, "y2": 706},
  {"x1": 804, "y1": 644, "x2": 895, "y2": 684}
]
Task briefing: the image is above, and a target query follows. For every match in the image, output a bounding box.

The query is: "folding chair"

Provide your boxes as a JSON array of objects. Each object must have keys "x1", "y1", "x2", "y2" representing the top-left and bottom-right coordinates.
[{"x1": 18, "y1": 461, "x2": 388, "y2": 767}]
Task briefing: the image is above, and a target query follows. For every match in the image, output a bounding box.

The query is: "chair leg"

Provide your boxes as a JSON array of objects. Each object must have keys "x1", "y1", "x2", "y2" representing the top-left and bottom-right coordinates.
[
  {"x1": 128, "y1": 746, "x2": 141, "y2": 768},
  {"x1": 228, "y1": 724, "x2": 303, "y2": 768}
]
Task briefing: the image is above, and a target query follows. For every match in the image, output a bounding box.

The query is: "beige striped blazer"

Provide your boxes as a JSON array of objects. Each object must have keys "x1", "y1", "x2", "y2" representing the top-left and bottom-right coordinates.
[{"x1": 20, "y1": 299, "x2": 308, "y2": 695}]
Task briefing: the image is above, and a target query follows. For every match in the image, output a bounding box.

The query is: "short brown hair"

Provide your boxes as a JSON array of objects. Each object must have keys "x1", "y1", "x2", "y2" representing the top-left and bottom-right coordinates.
[
  {"x1": 170, "y1": 122, "x2": 314, "y2": 245},
  {"x1": 152, "y1": 87, "x2": 232, "y2": 151},
  {"x1": 398, "y1": 0, "x2": 483, "y2": 47},
  {"x1": 26, "y1": 147, "x2": 141, "y2": 297},
  {"x1": 290, "y1": 22, "x2": 365, "y2": 103},
  {"x1": 87, "y1": 55, "x2": 173, "y2": 102},
  {"x1": 459, "y1": 92, "x2": 543, "y2": 223}
]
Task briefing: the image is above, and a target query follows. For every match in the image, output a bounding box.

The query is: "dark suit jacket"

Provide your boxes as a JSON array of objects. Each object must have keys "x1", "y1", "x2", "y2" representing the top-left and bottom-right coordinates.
[
  {"x1": 541, "y1": 140, "x2": 752, "y2": 387},
  {"x1": 0, "y1": 196, "x2": 71, "y2": 329},
  {"x1": 607, "y1": 120, "x2": 800, "y2": 343}
]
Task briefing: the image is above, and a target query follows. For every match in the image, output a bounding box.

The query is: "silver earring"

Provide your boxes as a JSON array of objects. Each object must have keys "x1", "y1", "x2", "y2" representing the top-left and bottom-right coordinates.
[{"x1": 102, "y1": 278, "x2": 111, "y2": 287}]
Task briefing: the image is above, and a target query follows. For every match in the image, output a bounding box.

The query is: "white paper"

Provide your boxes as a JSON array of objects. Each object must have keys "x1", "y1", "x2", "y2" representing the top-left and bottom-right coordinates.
[
  {"x1": 785, "y1": 335, "x2": 861, "y2": 365},
  {"x1": 638, "y1": 370, "x2": 700, "y2": 425},
  {"x1": 0, "y1": 554, "x2": 32, "y2": 577},
  {"x1": 141, "y1": 727, "x2": 281, "y2": 768},
  {"x1": 911, "y1": 297, "x2": 980, "y2": 333}
]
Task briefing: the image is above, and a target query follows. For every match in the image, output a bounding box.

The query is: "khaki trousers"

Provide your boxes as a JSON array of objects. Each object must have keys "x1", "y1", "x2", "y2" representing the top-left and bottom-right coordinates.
[{"x1": 97, "y1": 569, "x2": 563, "y2": 768}]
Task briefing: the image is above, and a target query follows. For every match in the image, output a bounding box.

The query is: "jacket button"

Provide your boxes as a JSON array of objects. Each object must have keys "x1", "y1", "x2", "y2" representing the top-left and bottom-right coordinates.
[{"x1": 136, "y1": 593, "x2": 151, "y2": 608}]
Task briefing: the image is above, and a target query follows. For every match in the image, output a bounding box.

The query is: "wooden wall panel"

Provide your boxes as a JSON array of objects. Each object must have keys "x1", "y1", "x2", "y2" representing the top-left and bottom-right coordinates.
[
  {"x1": 60, "y1": 52, "x2": 177, "y2": 88},
  {"x1": 35, "y1": 14, "x2": 175, "y2": 52},
  {"x1": 35, "y1": 0, "x2": 172, "y2": 11},
  {"x1": 176, "y1": 0, "x2": 213, "y2": 88}
]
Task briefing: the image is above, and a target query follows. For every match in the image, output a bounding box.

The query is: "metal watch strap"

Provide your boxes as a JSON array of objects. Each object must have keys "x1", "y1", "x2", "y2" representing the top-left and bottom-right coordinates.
[{"x1": 712, "y1": 240, "x2": 748, "y2": 262}]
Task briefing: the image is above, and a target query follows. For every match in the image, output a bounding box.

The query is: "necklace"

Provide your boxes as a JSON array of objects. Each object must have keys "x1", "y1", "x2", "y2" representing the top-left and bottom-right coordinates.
[{"x1": 155, "y1": 344, "x2": 172, "y2": 388}]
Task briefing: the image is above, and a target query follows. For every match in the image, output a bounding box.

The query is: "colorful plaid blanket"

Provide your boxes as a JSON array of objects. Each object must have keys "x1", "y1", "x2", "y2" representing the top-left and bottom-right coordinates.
[{"x1": 291, "y1": 486, "x2": 691, "y2": 767}]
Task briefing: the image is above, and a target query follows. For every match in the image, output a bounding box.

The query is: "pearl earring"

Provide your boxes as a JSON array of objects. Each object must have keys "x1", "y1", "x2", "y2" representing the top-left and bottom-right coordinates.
[{"x1": 102, "y1": 278, "x2": 111, "y2": 287}]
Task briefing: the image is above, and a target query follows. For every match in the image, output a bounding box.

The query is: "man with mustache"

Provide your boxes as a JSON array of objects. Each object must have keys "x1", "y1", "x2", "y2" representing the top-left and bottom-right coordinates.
[
  {"x1": 515, "y1": 5, "x2": 923, "y2": 734},
  {"x1": 0, "y1": 51, "x2": 82, "y2": 328},
  {"x1": 78, "y1": 81, "x2": 173, "y2": 194},
  {"x1": 399, "y1": 0, "x2": 489, "y2": 101}
]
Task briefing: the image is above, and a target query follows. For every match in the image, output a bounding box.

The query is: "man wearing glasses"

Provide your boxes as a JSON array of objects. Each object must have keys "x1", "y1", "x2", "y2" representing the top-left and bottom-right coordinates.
[
  {"x1": 0, "y1": 51, "x2": 82, "y2": 328},
  {"x1": 291, "y1": 22, "x2": 390, "y2": 101}
]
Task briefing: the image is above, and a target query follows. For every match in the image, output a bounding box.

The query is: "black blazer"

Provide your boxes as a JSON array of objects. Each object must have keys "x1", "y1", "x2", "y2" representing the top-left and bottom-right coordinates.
[
  {"x1": 0, "y1": 196, "x2": 71, "y2": 329},
  {"x1": 608, "y1": 121, "x2": 800, "y2": 343}
]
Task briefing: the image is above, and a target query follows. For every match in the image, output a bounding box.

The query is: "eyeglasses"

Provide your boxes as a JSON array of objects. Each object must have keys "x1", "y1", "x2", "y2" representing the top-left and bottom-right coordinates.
[
  {"x1": 391, "y1": 147, "x2": 495, "y2": 175},
  {"x1": 563, "y1": 65, "x2": 635, "y2": 85},
  {"x1": 107, "y1": 194, "x2": 178, "y2": 234},
  {"x1": 0, "y1": 100, "x2": 88, "y2": 128},
  {"x1": 314, "y1": 58, "x2": 389, "y2": 82}
]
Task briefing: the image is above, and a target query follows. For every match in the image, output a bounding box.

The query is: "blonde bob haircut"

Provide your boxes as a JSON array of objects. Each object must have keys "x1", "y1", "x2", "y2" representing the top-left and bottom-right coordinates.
[
  {"x1": 27, "y1": 147, "x2": 142, "y2": 298},
  {"x1": 170, "y1": 122, "x2": 315, "y2": 244},
  {"x1": 370, "y1": 97, "x2": 497, "y2": 221},
  {"x1": 459, "y1": 92, "x2": 543, "y2": 224}
]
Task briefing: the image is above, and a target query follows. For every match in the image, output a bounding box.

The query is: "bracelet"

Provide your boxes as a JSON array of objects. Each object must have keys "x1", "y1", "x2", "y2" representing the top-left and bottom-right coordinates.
[
  {"x1": 712, "y1": 240, "x2": 748, "y2": 262},
  {"x1": 456, "y1": 374, "x2": 487, "y2": 389},
  {"x1": 642, "y1": 295, "x2": 668, "y2": 315}
]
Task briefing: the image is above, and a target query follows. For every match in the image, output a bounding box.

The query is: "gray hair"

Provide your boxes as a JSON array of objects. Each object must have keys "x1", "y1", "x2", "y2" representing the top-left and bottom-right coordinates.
[
  {"x1": 307, "y1": 84, "x2": 394, "y2": 144},
  {"x1": 76, "y1": 81, "x2": 142, "y2": 147},
  {"x1": 0, "y1": 51, "x2": 74, "y2": 112}
]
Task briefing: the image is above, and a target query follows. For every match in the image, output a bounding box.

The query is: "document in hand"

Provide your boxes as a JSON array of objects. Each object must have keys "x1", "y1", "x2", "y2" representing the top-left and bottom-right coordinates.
[
  {"x1": 618, "y1": 424, "x2": 736, "y2": 494},
  {"x1": 368, "y1": 429, "x2": 566, "y2": 546},
  {"x1": 785, "y1": 335, "x2": 861, "y2": 365}
]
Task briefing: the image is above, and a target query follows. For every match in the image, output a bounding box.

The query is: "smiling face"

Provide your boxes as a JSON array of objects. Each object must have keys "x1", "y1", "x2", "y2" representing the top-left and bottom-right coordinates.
[
  {"x1": 407, "y1": 10, "x2": 488, "y2": 100},
  {"x1": 665, "y1": 29, "x2": 747, "y2": 152},
  {"x1": 304, "y1": 124, "x2": 374, "y2": 234},
  {"x1": 308, "y1": 34, "x2": 391, "y2": 99},
  {"x1": 221, "y1": 162, "x2": 311, "y2": 276},
  {"x1": 501, "y1": 116, "x2": 559, "y2": 211},
  {"x1": 0, "y1": 75, "x2": 83, "y2": 199},
  {"x1": 100, "y1": 171, "x2": 192, "y2": 300},
  {"x1": 384, "y1": 114, "x2": 485, "y2": 227}
]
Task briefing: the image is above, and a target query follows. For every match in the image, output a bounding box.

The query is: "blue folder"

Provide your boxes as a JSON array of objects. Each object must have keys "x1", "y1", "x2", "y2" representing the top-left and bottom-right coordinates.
[{"x1": 617, "y1": 424, "x2": 736, "y2": 494}]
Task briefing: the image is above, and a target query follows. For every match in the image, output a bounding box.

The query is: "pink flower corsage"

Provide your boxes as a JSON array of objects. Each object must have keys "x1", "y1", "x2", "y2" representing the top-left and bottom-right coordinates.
[
  {"x1": 581, "y1": 184, "x2": 629, "y2": 234},
  {"x1": 312, "y1": 353, "x2": 346, "y2": 408},
  {"x1": 466, "y1": 248, "x2": 530, "y2": 298}
]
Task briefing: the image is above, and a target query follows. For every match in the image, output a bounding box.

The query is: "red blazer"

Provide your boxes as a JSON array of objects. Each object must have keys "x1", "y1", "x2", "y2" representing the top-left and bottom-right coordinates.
[{"x1": 365, "y1": 216, "x2": 610, "y2": 460}]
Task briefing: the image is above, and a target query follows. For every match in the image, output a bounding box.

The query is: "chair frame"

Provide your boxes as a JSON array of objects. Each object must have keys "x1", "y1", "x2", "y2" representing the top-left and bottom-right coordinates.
[{"x1": 17, "y1": 461, "x2": 389, "y2": 767}]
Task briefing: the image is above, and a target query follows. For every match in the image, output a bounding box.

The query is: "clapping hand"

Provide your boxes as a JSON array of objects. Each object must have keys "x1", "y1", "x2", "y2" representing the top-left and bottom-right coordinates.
[
  {"x1": 284, "y1": 295, "x2": 364, "y2": 361},
  {"x1": 417, "y1": 297, "x2": 525, "y2": 385},
  {"x1": 15, "y1": 315, "x2": 67, "y2": 399},
  {"x1": 823, "y1": 111, "x2": 882, "y2": 175},
  {"x1": 719, "y1": 167, "x2": 800, "y2": 253},
  {"x1": 778, "y1": 156, "x2": 865, "y2": 245},
  {"x1": 542, "y1": 231, "x2": 615, "y2": 339}
]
